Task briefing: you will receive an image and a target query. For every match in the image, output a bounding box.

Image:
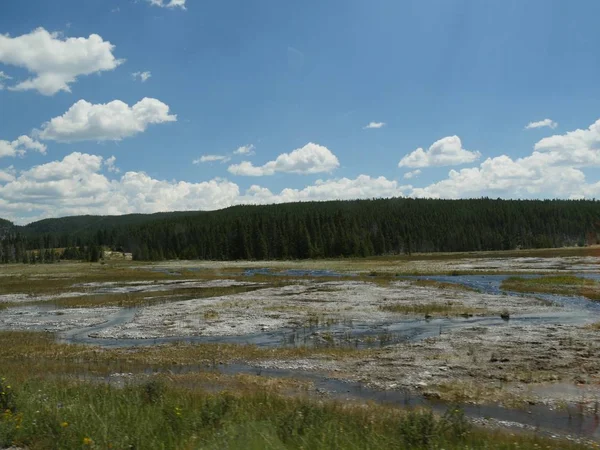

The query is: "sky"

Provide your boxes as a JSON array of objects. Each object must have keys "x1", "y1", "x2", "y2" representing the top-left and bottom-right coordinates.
[{"x1": 1, "y1": 0, "x2": 600, "y2": 224}]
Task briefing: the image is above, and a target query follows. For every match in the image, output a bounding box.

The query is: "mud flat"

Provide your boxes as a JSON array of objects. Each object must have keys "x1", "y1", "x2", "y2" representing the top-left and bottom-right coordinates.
[
  {"x1": 0, "y1": 305, "x2": 119, "y2": 332},
  {"x1": 62, "y1": 280, "x2": 564, "y2": 339}
]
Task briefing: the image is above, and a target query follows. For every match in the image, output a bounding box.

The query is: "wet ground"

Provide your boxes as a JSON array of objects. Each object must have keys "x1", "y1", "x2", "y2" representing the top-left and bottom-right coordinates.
[{"x1": 2, "y1": 254, "x2": 600, "y2": 442}]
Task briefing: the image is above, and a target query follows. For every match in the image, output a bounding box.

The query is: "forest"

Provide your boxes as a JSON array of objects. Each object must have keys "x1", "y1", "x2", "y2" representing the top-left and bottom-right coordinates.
[{"x1": 0, "y1": 198, "x2": 599, "y2": 263}]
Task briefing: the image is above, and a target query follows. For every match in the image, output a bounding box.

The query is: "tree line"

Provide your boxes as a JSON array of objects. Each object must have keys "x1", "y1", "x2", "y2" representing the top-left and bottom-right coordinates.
[{"x1": 0, "y1": 198, "x2": 599, "y2": 263}]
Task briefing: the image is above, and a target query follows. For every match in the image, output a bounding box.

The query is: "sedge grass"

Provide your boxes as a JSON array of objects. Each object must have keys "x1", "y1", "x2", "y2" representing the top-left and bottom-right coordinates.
[
  {"x1": 0, "y1": 376, "x2": 591, "y2": 450},
  {"x1": 502, "y1": 276, "x2": 600, "y2": 301}
]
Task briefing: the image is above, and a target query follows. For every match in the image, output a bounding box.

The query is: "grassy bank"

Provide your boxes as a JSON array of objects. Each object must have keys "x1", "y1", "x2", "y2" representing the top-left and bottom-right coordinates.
[
  {"x1": 501, "y1": 275, "x2": 600, "y2": 300},
  {"x1": 380, "y1": 302, "x2": 488, "y2": 317},
  {"x1": 0, "y1": 331, "x2": 376, "y2": 381},
  {"x1": 0, "y1": 376, "x2": 591, "y2": 450}
]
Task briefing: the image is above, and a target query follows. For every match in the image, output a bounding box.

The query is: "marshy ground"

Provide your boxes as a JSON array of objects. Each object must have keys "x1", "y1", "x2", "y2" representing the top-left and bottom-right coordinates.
[{"x1": 2, "y1": 247, "x2": 600, "y2": 448}]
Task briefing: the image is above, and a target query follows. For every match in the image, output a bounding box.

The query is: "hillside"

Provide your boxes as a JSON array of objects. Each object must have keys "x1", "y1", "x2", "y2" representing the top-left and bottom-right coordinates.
[
  {"x1": 1, "y1": 198, "x2": 599, "y2": 262},
  {"x1": 19, "y1": 211, "x2": 205, "y2": 235}
]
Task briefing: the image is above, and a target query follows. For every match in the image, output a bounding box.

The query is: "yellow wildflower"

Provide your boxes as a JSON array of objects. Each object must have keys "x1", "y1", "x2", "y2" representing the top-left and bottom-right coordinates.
[{"x1": 83, "y1": 437, "x2": 93, "y2": 445}]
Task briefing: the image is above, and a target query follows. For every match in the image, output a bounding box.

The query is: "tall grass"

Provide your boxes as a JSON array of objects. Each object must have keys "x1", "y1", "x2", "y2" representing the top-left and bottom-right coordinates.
[
  {"x1": 380, "y1": 302, "x2": 487, "y2": 317},
  {"x1": 0, "y1": 377, "x2": 589, "y2": 450},
  {"x1": 502, "y1": 276, "x2": 600, "y2": 300}
]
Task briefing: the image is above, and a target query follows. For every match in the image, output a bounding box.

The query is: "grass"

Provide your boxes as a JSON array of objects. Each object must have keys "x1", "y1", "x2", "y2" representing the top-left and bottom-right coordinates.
[
  {"x1": 409, "y1": 279, "x2": 479, "y2": 292},
  {"x1": 17, "y1": 285, "x2": 269, "y2": 309},
  {"x1": 502, "y1": 275, "x2": 600, "y2": 301},
  {"x1": 0, "y1": 331, "x2": 374, "y2": 382},
  {"x1": 380, "y1": 302, "x2": 488, "y2": 317},
  {"x1": 203, "y1": 309, "x2": 220, "y2": 320},
  {"x1": 431, "y1": 381, "x2": 535, "y2": 409},
  {"x1": 0, "y1": 376, "x2": 591, "y2": 450}
]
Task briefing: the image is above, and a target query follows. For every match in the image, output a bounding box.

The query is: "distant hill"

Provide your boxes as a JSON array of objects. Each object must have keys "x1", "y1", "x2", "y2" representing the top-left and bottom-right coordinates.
[
  {"x1": 20, "y1": 211, "x2": 205, "y2": 235},
  {"x1": 1, "y1": 198, "x2": 599, "y2": 262}
]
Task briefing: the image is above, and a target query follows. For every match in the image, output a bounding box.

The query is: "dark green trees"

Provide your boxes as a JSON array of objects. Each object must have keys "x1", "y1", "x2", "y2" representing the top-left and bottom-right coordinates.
[{"x1": 0, "y1": 198, "x2": 599, "y2": 263}]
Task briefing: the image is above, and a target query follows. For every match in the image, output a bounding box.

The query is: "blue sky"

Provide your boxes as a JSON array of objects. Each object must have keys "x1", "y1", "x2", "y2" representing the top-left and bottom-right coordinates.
[{"x1": 1, "y1": 0, "x2": 600, "y2": 224}]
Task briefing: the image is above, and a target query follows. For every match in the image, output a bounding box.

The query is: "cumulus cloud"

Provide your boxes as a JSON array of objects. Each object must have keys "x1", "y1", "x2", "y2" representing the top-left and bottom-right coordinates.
[
  {"x1": 410, "y1": 118, "x2": 600, "y2": 199},
  {"x1": 399, "y1": 136, "x2": 481, "y2": 168},
  {"x1": 0, "y1": 71, "x2": 11, "y2": 89},
  {"x1": 228, "y1": 142, "x2": 339, "y2": 176},
  {"x1": 148, "y1": 0, "x2": 186, "y2": 9},
  {"x1": 234, "y1": 144, "x2": 255, "y2": 156},
  {"x1": 4, "y1": 118, "x2": 600, "y2": 224},
  {"x1": 0, "y1": 152, "x2": 239, "y2": 223},
  {"x1": 0, "y1": 166, "x2": 16, "y2": 183},
  {"x1": 0, "y1": 28, "x2": 123, "y2": 95},
  {"x1": 525, "y1": 119, "x2": 558, "y2": 130},
  {"x1": 104, "y1": 156, "x2": 120, "y2": 173},
  {"x1": 532, "y1": 119, "x2": 600, "y2": 166},
  {"x1": 364, "y1": 122, "x2": 385, "y2": 129},
  {"x1": 132, "y1": 71, "x2": 151, "y2": 82},
  {"x1": 240, "y1": 175, "x2": 407, "y2": 204},
  {"x1": 0, "y1": 135, "x2": 47, "y2": 158},
  {"x1": 403, "y1": 169, "x2": 421, "y2": 180},
  {"x1": 37, "y1": 98, "x2": 176, "y2": 142},
  {"x1": 0, "y1": 151, "x2": 411, "y2": 224},
  {"x1": 193, "y1": 155, "x2": 231, "y2": 164}
]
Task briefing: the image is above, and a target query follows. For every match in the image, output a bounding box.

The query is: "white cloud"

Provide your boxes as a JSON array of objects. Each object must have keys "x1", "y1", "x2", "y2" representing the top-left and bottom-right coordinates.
[
  {"x1": 403, "y1": 169, "x2": 421, "y2": 180},
  {"x1": 234, "y1": 144, "x2": 255, "y2": 156},
  {"x1": 399, "y1": 136, "x2": 481, "y2": 168},
  {"x1": 193, "y1": 155, "x2": 231, "y2": 164},
  {"x1": 525, "y1": 119, "x2": 558, "y2": 130},
  {"x1": 227, "y1": 161, "x2": 265, "y2": 176},
  {"x1": 0, "y1": 166, "x2": 16, "y2": 183},
  {"x1": 0, "y1": 153, "x2": 408, "y2": 223},
  {"x1": 228, "y1": 142, "x2": 339, "y2": 176},
  {"x1": 38, "y1": 98, "x2": 176, "y2": 142},
  {"x1": 132, "y1": 71, "x2": 151, "y2": 82},
  {"x1": 0, "y1": 152, "x2": 239, "y2": 223},
  {"x1": 104, "y1": 156, "x2": 120, "y2": 173},
  {"x1": 0, "y1": 71, "x2": 11, "y2": 89},
  {"x1": 0, "y1": 135, "x2": 47, "y2": 158},
  {"x1": 411, "y1": 156, "x2": 584, "y2": 199},
  {"x1": 411, "y1": 118, "x2": 600, "y2": 199},
  {"x1": 240, "y1": 175, "x2": 407, "y2": 204},
  {"x1": 3, "y1": 118, "x2": 600, "y2": 224},
  {"x1": 148, "y1": 0, "x2": 187, "y2": 9},
  {"x1": 364, "y1": 122, "x2": 385, "y2": 129},
  {"x1": 0, "y1": 28, "x2": 123, "y2": 95},
  {"x1": 532, "y1": 119, "x2": 600, "y2": 166}
]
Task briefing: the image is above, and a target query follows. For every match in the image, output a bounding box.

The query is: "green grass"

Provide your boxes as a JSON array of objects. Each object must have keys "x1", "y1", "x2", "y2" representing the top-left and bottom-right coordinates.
[
  {"x1": 0, "y1": 331, "x2": 374, "y2": 381},
  {"x1": 502, "y1": 276, "x2": 600, "y2": 300},
  {"x1": 27, "y1": 284, "x2": 267, "y2": 309},
  {"x1": 380, "y1": 302, "x2": 488, "y2": 317},
  {"x1": 409, "y1": 279, "x2": 479, "y2": 292},
  {"x1": 0, "y1": 376, "x2": 590, "y2": 450}
]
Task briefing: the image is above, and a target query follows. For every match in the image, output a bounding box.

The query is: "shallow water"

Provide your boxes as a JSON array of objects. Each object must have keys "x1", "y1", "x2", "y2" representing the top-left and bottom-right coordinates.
[
  {"x1": 411, "y1": 273, "x2": 600, "y2": 314},
  {"x1": 217, "y1": 364, "x2": 600, "y2": 440},
  {"x1": 56, "y1": 273, "x2": 600, "y2": 349},
  {"x1": 245, "y1": 268, "x2": 352, "y2": 277}
]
